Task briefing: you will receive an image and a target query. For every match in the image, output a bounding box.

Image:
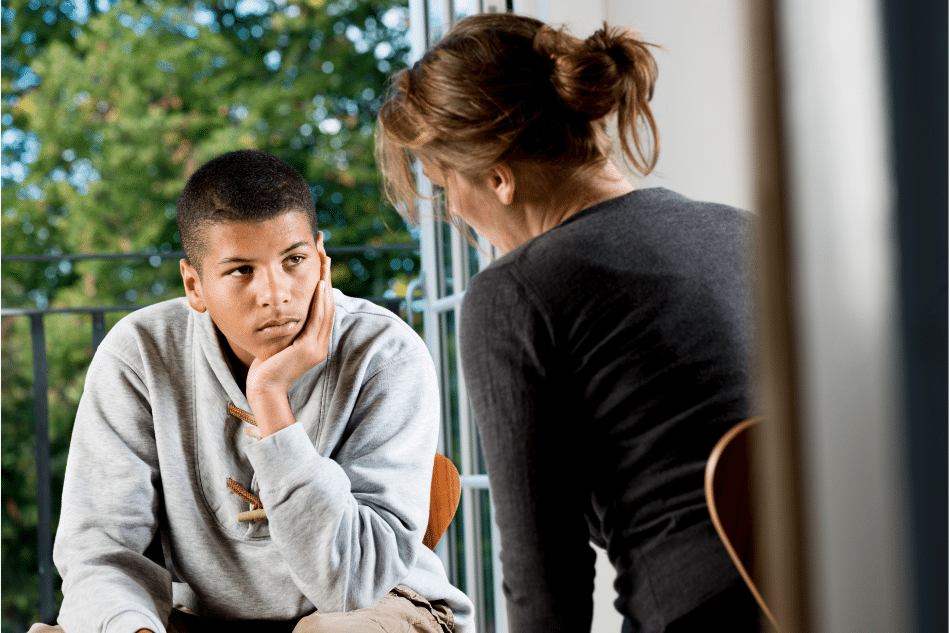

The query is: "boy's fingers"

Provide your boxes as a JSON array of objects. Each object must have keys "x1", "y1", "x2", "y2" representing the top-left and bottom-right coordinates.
[
  {"x1": 321, "y1": 257, "x2": 333, "y2": 308},
  {"x1": 302, "y1": 257, "x2": 326, "y2": 331},
  {"x1": 301, "y1": 280, "x2": 325, "y2": 352},
  {"x1": 322, "y1": 287, "x2": 335, "y2": 339},
  {"x1": 242, "y1": 426, "x2": 262, "y2": 439},
  {"x1": 315, "y1": 276, "x2": 334, "y2": 348},
  {"x1": 316, "y1": 280, "x2": 325, "y2": 316}
]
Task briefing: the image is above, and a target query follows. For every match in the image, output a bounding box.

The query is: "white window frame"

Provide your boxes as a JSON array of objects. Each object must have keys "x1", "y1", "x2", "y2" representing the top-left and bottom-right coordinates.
[{"x1": 406, "y1": 1, "x2": 509, "y2": 631}]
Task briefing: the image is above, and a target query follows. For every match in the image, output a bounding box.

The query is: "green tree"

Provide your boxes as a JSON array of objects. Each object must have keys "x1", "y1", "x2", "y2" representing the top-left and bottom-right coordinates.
[{"x1": 1, "y1": 0, "x2": 415, "y2": 626}]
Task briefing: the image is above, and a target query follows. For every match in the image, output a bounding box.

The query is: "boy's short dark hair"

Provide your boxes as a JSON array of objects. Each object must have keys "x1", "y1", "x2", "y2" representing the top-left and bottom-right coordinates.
[{"x1": 177, "y1": 149, "x2": 319, "y2": 273}]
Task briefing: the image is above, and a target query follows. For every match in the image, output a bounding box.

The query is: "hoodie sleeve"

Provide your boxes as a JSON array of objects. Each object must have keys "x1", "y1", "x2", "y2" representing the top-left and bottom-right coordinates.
[
  {"x1": 243, "y1": 349, "x2": 440, "y2": 612},
  {"x1": 53, "y1": 344, "x2": 172, "y2": 633}
]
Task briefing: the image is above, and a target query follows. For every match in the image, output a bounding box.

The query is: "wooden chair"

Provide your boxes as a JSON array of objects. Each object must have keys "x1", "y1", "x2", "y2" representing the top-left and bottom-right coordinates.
[
  {"x1": 704, "y1": 417, "x2": 780, "y2": 630},
  {"x1": 424, "y1": 453, "x2": 461, "y2": 550}
]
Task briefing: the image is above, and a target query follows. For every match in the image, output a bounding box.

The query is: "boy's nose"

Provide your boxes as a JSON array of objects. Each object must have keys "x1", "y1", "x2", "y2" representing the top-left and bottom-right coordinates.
[{"x1": 258, "y1": 271, "x2": 291, "y2": 306}]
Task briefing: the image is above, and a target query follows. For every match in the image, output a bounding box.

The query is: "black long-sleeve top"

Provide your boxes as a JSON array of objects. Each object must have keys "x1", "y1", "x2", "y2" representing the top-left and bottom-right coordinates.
[{"x1": 459, "y1": 187, "x2": 755, "y2": 632}]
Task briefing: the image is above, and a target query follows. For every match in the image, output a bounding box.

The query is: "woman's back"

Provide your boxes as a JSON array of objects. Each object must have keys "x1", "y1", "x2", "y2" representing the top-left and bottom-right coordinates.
[
  {"x1": 376, "y1": 11, "x2": 760, "y2": 630},
  {"x1": 459, "y1": 187, "x2": 755, "y2": 631}
]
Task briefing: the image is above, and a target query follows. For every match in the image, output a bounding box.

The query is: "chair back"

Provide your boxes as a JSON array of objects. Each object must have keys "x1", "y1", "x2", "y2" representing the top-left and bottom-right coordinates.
[
  {"x1": 705, "y1": 417, "x2": 780, "y2": 630},
  {"x1": 425, "y1": 453, "x2": 461, "y2": 550}
]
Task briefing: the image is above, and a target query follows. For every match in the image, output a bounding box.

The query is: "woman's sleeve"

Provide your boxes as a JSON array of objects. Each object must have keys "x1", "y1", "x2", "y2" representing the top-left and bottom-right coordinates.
[{"x1": 459, "y1": 267, "x2": 597, "y2": 632}]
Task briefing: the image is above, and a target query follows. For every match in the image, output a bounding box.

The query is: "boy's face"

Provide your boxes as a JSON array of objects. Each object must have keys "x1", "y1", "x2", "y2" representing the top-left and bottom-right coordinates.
[{"x1": 180, "y1": 210, "x2": 321, "y2": 369}]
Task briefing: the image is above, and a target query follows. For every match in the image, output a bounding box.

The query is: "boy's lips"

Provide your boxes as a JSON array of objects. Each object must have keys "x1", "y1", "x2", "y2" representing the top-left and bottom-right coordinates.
[{"x1": 257, "y1": 317, "x2": 300, "y2": 332}]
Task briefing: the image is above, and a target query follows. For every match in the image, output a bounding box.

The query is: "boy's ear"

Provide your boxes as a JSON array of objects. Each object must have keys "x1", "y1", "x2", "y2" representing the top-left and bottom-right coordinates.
[
  {"x1": 486, "y1": 163, "x2": 516, "y2": 206},
  {"x1": 180, "y1": 259, "x2": 207, "y2": 313}
]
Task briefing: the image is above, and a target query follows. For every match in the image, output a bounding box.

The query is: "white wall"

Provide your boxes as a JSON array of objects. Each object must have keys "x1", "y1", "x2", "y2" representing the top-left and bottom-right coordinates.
[
  {"x1": 509, "y1": 2, "x2": 755, "y2": 630},
  {"x1": 606, "y1": 0, "x2": 752, "y2": 210}
]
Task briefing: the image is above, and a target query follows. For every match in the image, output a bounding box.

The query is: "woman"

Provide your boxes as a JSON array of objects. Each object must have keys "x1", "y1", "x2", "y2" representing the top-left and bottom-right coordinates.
[{"x1": 376, "y1": 13, "x2": 759, "y2": 633}]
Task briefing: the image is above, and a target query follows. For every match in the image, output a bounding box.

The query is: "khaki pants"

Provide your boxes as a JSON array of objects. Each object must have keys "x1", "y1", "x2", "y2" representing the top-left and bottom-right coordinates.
[{"x1": 30, "y1": 585, "x2": 454, "y2": 633}]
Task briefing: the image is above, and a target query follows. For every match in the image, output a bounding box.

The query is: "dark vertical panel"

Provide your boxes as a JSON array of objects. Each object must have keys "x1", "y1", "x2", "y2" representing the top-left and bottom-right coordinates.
[
  {"x1": 383, "y1": 297, "x2": 401, "y2": 316},
  {"x1": 29, "y1": 314, "x2": 55, "y2": 624},
  {"x1": 91, "y1": 310, "x2": 106, "y2": 352},
  {"x1": 880, "y1": 1, "x2": 949, "y2": 632}
]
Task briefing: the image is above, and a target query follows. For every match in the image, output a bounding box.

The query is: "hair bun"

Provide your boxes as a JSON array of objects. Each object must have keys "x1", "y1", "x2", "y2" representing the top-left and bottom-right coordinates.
[
  {"x1": 586, "y1": 24, "x2": 659, "y2": 102},
  {"x1": 585, "y1": 26, "x2": 633, "y2": 72},
  {"x1": 534, "y1": 23, "x2": 658, "y2": 122},
  {"x1": 533, "y1": 23, "x2": 578, "y2": 63}
]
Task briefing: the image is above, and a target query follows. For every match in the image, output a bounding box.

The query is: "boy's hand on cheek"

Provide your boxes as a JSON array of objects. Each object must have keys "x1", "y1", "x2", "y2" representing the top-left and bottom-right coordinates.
[{"x1": 244, "y1": 233, "x2": 335, "y2": 437}]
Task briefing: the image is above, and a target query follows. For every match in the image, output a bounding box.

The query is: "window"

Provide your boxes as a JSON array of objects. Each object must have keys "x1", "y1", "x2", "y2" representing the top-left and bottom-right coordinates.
[{"x1": 408, "y1": 1, "x2": 510, "y2": 630}]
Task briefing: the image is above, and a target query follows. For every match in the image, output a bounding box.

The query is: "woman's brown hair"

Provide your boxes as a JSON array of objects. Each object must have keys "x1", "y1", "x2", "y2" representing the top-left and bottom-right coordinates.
[{"x1": 375, "y1": 13, "x2": 660, "y2": 224}]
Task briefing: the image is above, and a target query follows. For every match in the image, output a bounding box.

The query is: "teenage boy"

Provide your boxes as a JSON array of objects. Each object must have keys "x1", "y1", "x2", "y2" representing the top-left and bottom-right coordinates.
[{"x1": 41, "y1": 150, "x2": 473, "y2": 633}]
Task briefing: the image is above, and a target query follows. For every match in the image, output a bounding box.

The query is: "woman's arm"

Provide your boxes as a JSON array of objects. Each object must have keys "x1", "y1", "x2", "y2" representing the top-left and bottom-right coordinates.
[{"x1": 460, "y1": 266, "x2": 597, "y2": 632}]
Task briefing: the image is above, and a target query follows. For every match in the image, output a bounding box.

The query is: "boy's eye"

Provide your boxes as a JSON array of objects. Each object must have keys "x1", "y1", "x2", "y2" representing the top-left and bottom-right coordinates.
[
  {"x1": 229, "y1": 266, "x2": 252, "y2": 277},
  {"x1": 286, "y1": 255, "x2": 305, "y2": 265}
]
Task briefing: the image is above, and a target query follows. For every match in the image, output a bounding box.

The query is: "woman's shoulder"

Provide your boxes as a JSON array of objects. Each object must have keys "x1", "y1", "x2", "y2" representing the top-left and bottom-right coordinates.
[
  {"x1": 464, "y1": 259, "x2": 526, "y2": 313},
  {"x1": 558, "y1": 187, "x2": 750, "y2": 231},
  {"x1": 464, "y1": 186, "x2": 752, "y2": 307},
  {"x1": 522, "y1": 187, "x2": 751, "y2": 261}
]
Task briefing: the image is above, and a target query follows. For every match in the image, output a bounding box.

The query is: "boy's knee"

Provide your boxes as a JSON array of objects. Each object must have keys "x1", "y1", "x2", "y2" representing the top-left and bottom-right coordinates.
[
  {"x1": 293, "y1": 611, "x2": 356, "y2": 633},
  {"x1": 292, "y1": 591, "x2": 449, "y2": 633},
  {"x1": 28, "y1": 625, "x2": 63, "y2": 633}
]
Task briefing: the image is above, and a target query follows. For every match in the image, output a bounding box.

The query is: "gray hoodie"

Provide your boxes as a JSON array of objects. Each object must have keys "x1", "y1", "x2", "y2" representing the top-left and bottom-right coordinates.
[{"x1": 53, "y1": 293, "x2": 474, "y2": 633}]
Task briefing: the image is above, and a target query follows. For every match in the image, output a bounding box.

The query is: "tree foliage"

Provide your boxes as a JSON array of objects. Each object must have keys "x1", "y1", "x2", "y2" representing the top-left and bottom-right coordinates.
[{"x1": 1, "y1": 0, "x2": 415, "y2": 626}]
